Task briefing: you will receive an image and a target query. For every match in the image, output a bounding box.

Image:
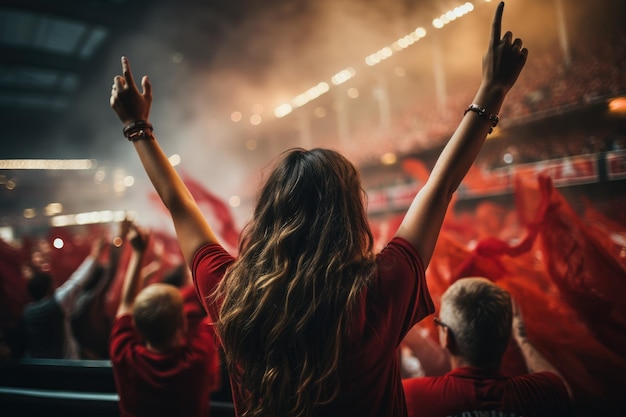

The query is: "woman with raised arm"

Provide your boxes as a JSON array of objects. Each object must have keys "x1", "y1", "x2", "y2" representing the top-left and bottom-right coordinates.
[{"x1": 109, "y1": 3, "x2": 526, "y2": 416}]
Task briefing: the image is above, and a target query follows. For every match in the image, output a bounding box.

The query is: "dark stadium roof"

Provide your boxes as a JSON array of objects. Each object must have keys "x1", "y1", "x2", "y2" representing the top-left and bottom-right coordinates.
[{"x1": 0, "y1": 0, "x2": 203, "y2": 158}]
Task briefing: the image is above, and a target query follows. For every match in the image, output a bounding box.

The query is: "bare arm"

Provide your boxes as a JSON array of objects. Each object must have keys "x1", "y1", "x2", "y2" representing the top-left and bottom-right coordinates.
[
  {"x1": 395, "y1": 2, "x2": 527, "y2": 266},
  {"x1": 54, "y1": 236, "x2": 106, "y2": 315},
  {"x1": 89, "y1": 218, "x2": 132, "y2": 296},
  {"x1": 116, "y1": 224, "x2": 149, "y2": 318},
  {"x1": 512, "y1": 301, "x2": 573, "y2": 398},
  {"x1": 140, "y1": 238, "x2": 164, "y2": 285},
  {"x1": 110, "y1": 57, "x2": 218, "y2": 267}
]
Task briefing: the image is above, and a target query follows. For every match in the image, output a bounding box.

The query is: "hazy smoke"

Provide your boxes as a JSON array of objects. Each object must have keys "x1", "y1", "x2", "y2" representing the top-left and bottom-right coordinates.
[{"x1": 18, "y1": 0, "x2": 625, "y2": 229}]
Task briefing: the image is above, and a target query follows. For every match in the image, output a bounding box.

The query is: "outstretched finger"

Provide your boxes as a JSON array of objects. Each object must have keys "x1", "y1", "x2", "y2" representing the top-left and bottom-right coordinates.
[
  {"x1": 490, "y1": 2, "x2": 504, "y2": 49},
  {"x1": 121, "y1": 56, "x2": 136, "y2": 89},
  {"x1": 141, "y1": 75, "x2": 152, "y2": 100}
]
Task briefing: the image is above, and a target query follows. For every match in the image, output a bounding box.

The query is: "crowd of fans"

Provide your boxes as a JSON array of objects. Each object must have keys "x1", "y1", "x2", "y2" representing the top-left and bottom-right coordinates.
[
  {"x1": 0, "y1": 219, "x2": 193, "y2": 359},
  {"x1": 1, "y1": 4, "x2": 625, "y2": 417},
  {"x1": 2, "y1": 168, "x2": 625, "y2": 415},
  {"x1": 479, "y1": 131, "x2": 626, "y2": 171},
  {"x1": 336, "y1": 32, "x2": 626, "y2": 166},
  {"x1": 0, "y1": 218, "x2": 224, "y2": 416}
]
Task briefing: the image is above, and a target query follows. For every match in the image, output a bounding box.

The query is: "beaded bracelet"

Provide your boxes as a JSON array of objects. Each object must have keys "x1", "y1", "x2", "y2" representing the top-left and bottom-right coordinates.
[
  {"x1": 464, "y1": 104, "x2": 499, "y2": 134},
  {"x1": 123, "y1": 120, "x2": 154, "y2": 141}
]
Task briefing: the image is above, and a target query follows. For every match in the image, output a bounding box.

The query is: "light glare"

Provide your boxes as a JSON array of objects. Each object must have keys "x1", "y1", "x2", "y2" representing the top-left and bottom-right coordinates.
[
  {"x1": 230, "y1": 111, "x2": 242, "y2": 122},
  {"x1": 609, "y1": 97, "x2": 626, "y2": 113},
  {"x1": 45, "y1": 203, "x2": 63, "y2": 216},
  {"x1": 23, "y1": 208, "x2": 36, "y2": 219},
  {"x1": 50, "y1": 210, "x2": 133, "y2": 227},
  {"x1": 169, "y1": 154, "x2": 181, "y2": 166},
  {"x1": 0, "y1": 159, "x2": 95, "y2": 170},
  {"x1": 229, "y1": 196, "x2": 241, "y2": 208},
  {"x1": 381, "y1": 153, "x2": 397, "y2": 165},
  {"x1": 274, "y1": 103, "x2": 293, "y2": 118}
]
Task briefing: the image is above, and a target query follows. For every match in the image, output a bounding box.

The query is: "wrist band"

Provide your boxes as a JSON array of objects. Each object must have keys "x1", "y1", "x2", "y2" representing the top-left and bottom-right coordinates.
[
  {"x1": 123, "y1": 120, "x2": 154, "y2": 141},
  {"x1": 464, "y1": 104, "x2": 499, "y2": 133}
]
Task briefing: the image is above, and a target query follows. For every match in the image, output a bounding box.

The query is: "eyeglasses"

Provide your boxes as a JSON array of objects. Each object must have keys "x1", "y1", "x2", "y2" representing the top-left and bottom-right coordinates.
[{"x1": 433, "y1": 317, "x2": 450, "y2": 329}]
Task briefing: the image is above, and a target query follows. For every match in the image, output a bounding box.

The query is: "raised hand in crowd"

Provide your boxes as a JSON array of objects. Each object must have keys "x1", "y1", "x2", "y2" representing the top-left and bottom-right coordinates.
[{"x1": 394, "y1": 1, "x2": 527, "y2": 267}]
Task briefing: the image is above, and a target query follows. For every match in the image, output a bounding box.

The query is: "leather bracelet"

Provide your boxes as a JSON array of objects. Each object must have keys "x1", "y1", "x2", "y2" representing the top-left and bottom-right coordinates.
[
  {"x1": 123, "y1": 120, "x2": 154, "y2": 141},
  {"x1": 464, "y1": 104, "x2": 499, "y2": 134},
  {"x1": 126, "y1": 128, "x2": 154, "y2": 141}
]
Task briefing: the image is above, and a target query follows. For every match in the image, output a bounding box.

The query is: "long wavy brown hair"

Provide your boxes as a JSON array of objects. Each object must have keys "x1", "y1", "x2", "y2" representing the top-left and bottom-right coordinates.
[{"x1": 215, "y1": 148, "x2": 376, "y2": 417}]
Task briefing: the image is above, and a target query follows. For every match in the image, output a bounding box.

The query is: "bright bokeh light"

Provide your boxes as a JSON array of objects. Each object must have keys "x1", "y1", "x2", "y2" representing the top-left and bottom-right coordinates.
[
  {"x1": 169, "y1": 154, "x2": 181, "y2": 166},
  {"x1": 123, "y1": 176, "x2": 134, "y2": 187},
  {"x1": 347, "y1": 88, "x2": 359, "y2": 99},
  {"x1": 292, "y1": 82, "x2": 330, "y2": 108},
  {"x1": 53, "y1": 238, "x2": 64, "y2": 249},
  {"x1": 274, "y1": 103, "x2": 293, "y2": 118},
  {"x1": 45, "y1": 203, "x2": 63, "y2": 216},
  {"x1": 230, "y1": 111, "x2": 242, "y2": 122},
  {"x1": 0, "y1": 159, "x2": 95, "y2": 170},
  {"x1": 113, "y1": 182, "x2": 125, "y2": 194},
  {"x1": 314, "y1": 107, "x2": 327, "y2": 118},
  {"x1": 50, "y1": 215, "x2": 71, "y2": 227},
  {"x1": 250, "y1": 114, "x2": 262, "y2": 125},
  {"x1": 381, "y1": 152, "x2": 397, "y2": 165},
  {"x1": 365, "y1": 55, "x2": 378, "y2": 66},
  {"x1": 331, "y1": 68, "x2": 356, "y2": 86},
  {"x1": 0, "y1": 226, "x2": 14, "y2": 243},
  {"x1": 229, "y1": 195, "x2": 241, "y2": 208},
  {"x1": 23, "y1": 208, "x2": 36, "y2": 219},
  {"x1": 292, "y1": 94, "x2": 307, "y2": 107},
  {"x1": 271, "y1": 1, "x2": 474, "y2": 117},
  {"x1": 433, "y1": 2, "x2": 474, "y2": 29},
  {"x1": 366, "y1": 47, "x2": 393, "y2": 66},
  {"x1": 608, "y1": 97, "x2": 626, "y2": 113},
  {"x1": 94, "y1": 169, "x2": 106, "y2": 183},
  {"x1": 76, "y1": 212, "x2": 98, "y2": 225},
  {"x1": 51, "y1": 210, "x2": 131, "y2": 227},
  {"x1": 366, "y1": 26, "x2": 425, "y2": 67}
]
